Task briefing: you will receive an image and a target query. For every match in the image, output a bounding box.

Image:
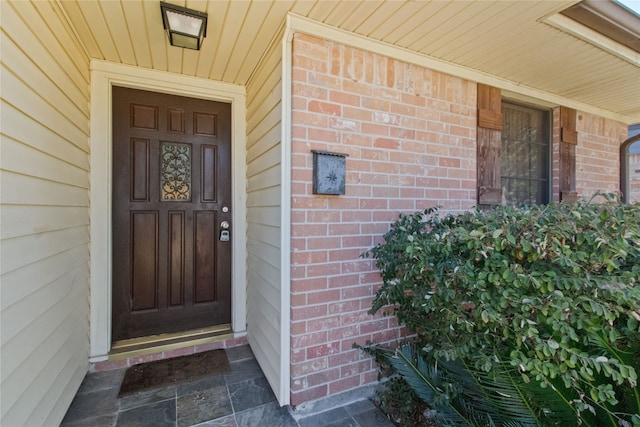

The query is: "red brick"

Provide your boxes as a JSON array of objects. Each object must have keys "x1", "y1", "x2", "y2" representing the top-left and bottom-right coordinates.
[
  {"x1": 291, "y1": 293, "x2": 307, "y2": 307},
  {"x1": 292, "y1": 331, "x2": 328, "y2": 349},
  {"x1": 330, "y1": 90, "x2": 360, "y2": 106},
  {"x1": 307, "y1": 237, "x2": 342, "y2": 250},
  {"x1": 362, "y1": 122, "x2": 389, "y2": 136},
  {"x1": 306, "y1": 368, "x2": 341, "y2": 387},
  {"x1": 307, "y1": 289, "x2": 341, "y2": 305},
  {"x1": 307, "y1": 263, "x2": 341, "y2": 277},
  {"x1": 328, "y1": 299, "x2": 360, "y2": 314},
  {"x1": 129, "y1": 352, "x2": 164, "y2": 366},
  {"x1": 307, "y1": 342, "x2": 341, "y2": 359},
  {"x1": 308, "y1": 100, "x2": 341, "y2": 116},
  {"x1": 328, "y1": 349, "x2": 360, "y2": 367},
  {"x1": 291, "y1": 277, "x2": 327, "y2": 292},
  {"x1": 329, "y1": 376, "x2": 361, "y2": 395},
  {"x1": 291, "y1": 357, "x2": 329, "y2": 377},
  {"x1": 162, "y1": 346, "x2": 195, "y2": 359},
  {"x1": 292, "y1": 251, "x2": 328, "y2": 265},
  {"x1": 291, "y1": 385, "x2": 328, "y2": 406},
  {"x1": 373, "y1": 138, "x2": 399, "y2": 150},
  {"x1": 292, "y1": 304, "x2": 328, "y2": 321},
  {"x1": 291, "y1": 320, "x2": 307, "y2": 335},
  {"x1": 91, "y1": 358, "x2": 129, "y2": 372},
  {"x1": 340, "y1": 360, "x2": 372, "y2": 377},
  {"x1": 328, "y1": 325, "x2": 359, "y2": 341},
  {"x1": 195, "y1": 340, "x2": 225, "y2": 352},
  {"x1": 328, "y1": 275, "x2": 360, "y2": 289}
]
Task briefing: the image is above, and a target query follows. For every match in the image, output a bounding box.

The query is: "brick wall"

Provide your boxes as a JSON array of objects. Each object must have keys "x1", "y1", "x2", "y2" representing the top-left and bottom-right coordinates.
[
  {"x1": 289, "y1": 33, "x2": 477, "y2": 405},
  {"x1": 287, "y1": 33, "x2": 628, "y2": 406},
  {"x1": 576, "y1": 112, "x2": 627, "y2": 198}
]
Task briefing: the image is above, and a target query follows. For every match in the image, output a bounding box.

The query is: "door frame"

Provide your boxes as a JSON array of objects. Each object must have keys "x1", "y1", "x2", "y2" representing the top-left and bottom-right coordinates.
[{"x1": 89, "y1": 60, "x2": 247, "y2": 360}]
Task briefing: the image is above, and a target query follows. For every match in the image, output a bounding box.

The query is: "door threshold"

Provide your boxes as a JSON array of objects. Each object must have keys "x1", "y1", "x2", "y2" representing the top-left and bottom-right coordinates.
[{"x1": 109, "y1": 324, "x2": 232, "y2": 360}]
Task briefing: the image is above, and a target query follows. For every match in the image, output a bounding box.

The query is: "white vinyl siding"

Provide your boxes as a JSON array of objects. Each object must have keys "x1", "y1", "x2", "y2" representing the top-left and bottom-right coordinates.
[
  {"x1": 0, "y1": 1, "x2": 91, "y2": 425},
  {"x1": 245, "y1": 30, "x2": 286, "y2": 404}
]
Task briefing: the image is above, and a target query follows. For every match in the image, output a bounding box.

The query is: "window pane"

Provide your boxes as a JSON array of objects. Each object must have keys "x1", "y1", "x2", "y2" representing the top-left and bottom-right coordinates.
[
  {"x1": 501, "y1": 102, "x2": 549, "y2": 205},
  {"x1": 161, "y1": 142, "x2": 192, "y2": 201}
]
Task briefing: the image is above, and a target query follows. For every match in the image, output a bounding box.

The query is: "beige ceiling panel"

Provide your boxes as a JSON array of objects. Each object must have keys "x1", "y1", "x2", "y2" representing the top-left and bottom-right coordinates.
[
  {"x1": 350, "y1": 1, "x2": 409, "y2": 37},
  {"x1": 49, "y1": 0, "x2": 638, "y2": 120},
  {"x1": 323, "y1": 0, "x2": 367, "y2": 28},
  {"x1": 306, "y1": 1, "x2": 342, "y2": 23},
  {"x1": 401, "y1": 1, "x2": 489, "y2": 50},
  {"x1": 369, "y1": 2, "x2": 430, "y2": 42},
  {"x1": 119, "y1": 0, "x2": 153, "y2": 69},
  {"x1": 194, "y1": 1, "x2": 230, "y2": 78},
  {"x1": 234, "y1": 0, "x2": 295, "y2": 84},
  {"x1": 57, "y1": 1, "x2": 102, "y2": 60},
  {"x1": 99, "y1": 1, "x2": 137, "y2": 65},
  {"x1": 221, "y1": 0, "x2": 274, "y2": 83},
  {"x1": 441, "y1": 2, "x2": 540, "y2": 61},
  {"x1": 137, "y1": 1, "x2": 168, "y2": 72},
  {"x1": 340, "y1": 1, "x2": 385, "y2": 33},
  {"x1": 209, "y1": 0, "x2": 251, "y2": 81},
  {"x1": 412, "y1": 2, "x2": 508, "y2": 53},
  {"x1": 75, "y1": 0, "x2": 121, "y2": 61}
]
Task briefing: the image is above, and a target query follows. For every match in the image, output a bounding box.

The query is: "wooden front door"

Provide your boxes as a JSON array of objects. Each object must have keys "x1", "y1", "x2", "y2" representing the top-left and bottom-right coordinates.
[{"x1": 111, "y1": 86, "x2": 232, "y2": 342}]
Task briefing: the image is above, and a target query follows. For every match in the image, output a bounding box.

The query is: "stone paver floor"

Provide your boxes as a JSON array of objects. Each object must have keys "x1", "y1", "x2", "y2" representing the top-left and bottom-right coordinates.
[{"x1": 61, "y1": 345, "x2": 394, "y2": 427}]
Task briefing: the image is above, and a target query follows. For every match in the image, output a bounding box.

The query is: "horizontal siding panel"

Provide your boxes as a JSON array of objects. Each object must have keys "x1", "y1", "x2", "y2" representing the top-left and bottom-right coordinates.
[
  {"x1": 29, "y1": 1, "x2": 91, "y2": 85},
  {"x1": 0, "y1": 2, "x2": 90, "y2": 425},
  {"x1": 245, "y1": 223, "x2": 281, "y2": 248},
  {"x1": 3, "y1": 2, "x2": 89, "y2": 102},
  {"x1": 0, "y1": 205, "x2": 89, "y2": 240},
  {"x1": 247, "y1": 143, "x2": 281, "y2": 174},
  {"x1": 2, "y1": 137, "x2": 89, "y2": 188},
  {"x1": 1, "y1": 226, "x2": 89, "y2": 275},
  {"x1": 247, "y1": 165, "x2": 281, "y2": 193},
  {"x1": 247, "y1": 105, "x2": 282, "y2": 151},
  {"x1": 0, "y1": 245, "x2": 89, "y2": 311},
  {"x1": 246, "y1": 186, "x2": 282, "y2": 209},
  {"x1": 26, "y1": 334, "x2": 87, "y2": 426},
  {"x1": 247, "y1": 240, "x2": 281, "y2": 271},
  {"x1": 1, "y1": 103, "x2": 89, "y2": 169},
  {"x1": 247, "y1": 206, "x2": 281, "y2": 229},
  {"x1": 247, "y1": 315, "x2": 280, "y2": 392},
  {"x1": 0, "y1": 282, "x2": 85, "y2": 389},
  {"x1": 1, "y1": 36, "x2": 89, "y2": 131},
  {"x1": 1, "y1": 297, "x2": 88, "y2": 424},
  {"x1": 1, "y1": 67, "x2": 89, "y2": 152},
  {"x1": 0, "y1": 172, "x2": 89, "y2": 207},
  {"x1": 247, "y1": 127, "x2": 282, "y2": 164},
  {"x1": 1, "y1": 263, "x2": 89, "y2": 346},
  {"x1": 247, "y1": 70, "x2": 282, "y2": 130},
  {"x1": 245, "y1": 34, "x2": 284, "y2": 402}
]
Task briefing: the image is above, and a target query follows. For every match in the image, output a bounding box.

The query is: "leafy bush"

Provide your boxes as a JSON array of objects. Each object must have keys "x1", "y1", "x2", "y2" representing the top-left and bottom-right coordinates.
[{"x1": 362, "y1": 194, "x2": 640, "y2": 426}]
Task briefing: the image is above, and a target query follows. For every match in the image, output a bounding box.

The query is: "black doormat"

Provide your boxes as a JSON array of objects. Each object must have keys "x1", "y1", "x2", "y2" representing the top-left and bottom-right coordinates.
[{"x1": 118, "y1": 349, "x2": 230, "y2": 396}]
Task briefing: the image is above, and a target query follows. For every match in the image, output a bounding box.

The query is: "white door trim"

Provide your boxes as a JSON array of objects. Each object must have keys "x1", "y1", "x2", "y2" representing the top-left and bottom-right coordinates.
[{"x1": 89, "y1": 60, "x2": 247, "y2": 360}]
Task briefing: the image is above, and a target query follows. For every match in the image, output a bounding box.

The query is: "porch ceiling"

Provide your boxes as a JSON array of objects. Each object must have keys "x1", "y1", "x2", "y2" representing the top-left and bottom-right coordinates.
[{"x1": 58, "y1": 0, "x2": 640, "y2": 122}]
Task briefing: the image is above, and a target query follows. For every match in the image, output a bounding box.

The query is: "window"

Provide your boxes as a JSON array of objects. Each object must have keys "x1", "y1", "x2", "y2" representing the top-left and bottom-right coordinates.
[
  {"x1": 620, "y1": 124, "x2": 640, "y2": 203},
  {"x1": 500, "y1": 102, "x2": 550, "y2": 205}
]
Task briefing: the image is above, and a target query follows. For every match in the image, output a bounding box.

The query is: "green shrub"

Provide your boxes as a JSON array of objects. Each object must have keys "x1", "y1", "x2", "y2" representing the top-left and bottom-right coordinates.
[{"x1": 363, "y1": 194, "x2": 640, "y2": 426}]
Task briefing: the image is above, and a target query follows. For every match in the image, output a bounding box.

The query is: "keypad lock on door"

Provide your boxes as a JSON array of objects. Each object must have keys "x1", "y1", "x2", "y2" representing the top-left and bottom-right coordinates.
[{"x1": 220, "y1": 221, "x2": 230, "y2": 241}]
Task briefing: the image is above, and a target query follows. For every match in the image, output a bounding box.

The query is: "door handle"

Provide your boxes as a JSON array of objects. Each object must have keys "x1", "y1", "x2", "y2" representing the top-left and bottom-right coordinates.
[{"x1": 220, "y1": 221, "x2": 230, "y2": 241}]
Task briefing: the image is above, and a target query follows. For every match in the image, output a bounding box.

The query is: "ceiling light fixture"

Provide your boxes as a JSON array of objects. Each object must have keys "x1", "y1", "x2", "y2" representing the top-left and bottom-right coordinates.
[{"x1": 160, "y1": 2, "x2": 208, "y2": 50}]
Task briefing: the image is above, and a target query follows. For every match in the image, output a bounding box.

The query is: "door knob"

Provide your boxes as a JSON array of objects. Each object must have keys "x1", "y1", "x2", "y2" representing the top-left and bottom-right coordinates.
[{"x1": 221, "y1": 221, "x2": 230, "y2": 229}]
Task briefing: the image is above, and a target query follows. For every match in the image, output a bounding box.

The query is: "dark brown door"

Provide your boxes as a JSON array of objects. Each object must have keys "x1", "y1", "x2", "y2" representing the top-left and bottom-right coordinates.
[{"x1": 111, "y1": 86, "x2": 232, "y2": 342}]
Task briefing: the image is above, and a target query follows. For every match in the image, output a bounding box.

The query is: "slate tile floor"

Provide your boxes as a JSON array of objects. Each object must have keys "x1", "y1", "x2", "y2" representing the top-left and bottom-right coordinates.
[{"x1": 61, "y1": 345, "x2": 394, "y2": 427}]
